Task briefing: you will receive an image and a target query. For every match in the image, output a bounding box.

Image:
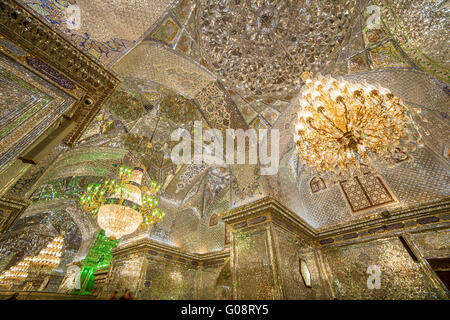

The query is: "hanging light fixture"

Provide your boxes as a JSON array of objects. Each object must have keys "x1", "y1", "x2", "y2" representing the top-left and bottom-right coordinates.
[
  {"x1": 79, "y1": 165, "x2": 166, "y2": 240},
  {"x1": 30, "y1": 233, "x2": 65, "y2": 272},
  {"x1": 293, "y1": 72, "x2": 421, "y2": 177},
  {"x1": 0, "y1": 256, "x2": 33, "y2": 285}
]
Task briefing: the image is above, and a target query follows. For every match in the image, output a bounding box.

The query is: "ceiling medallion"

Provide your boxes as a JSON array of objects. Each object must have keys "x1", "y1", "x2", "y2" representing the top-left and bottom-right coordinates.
[
  {"x1": 80, "y1": 166, "x2": 166, "y2": 240},
  {"x1": 293, "y1": 72, "x2": 422, "y2": 178},
  {"x1": 198, "y1": 0, "x2": 358, "y2": 98}
]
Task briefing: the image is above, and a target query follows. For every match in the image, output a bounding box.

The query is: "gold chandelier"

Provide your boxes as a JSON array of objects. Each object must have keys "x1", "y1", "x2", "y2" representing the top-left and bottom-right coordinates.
[
  {"x1": 30, "y1": 233, "x2": 64, "y2": 272},
  {"x1": 0, "y1": 256, "x2": 33, "y2": 285},
  {"x1": 80, "y1": 165, "x2": 166, "y2": 240},
  {"x1": 0, "y1": 234, "x2": 64, "y2": 286},
  {"x1": 294, "y1": 72, "x2": 415, "y2": 176}
]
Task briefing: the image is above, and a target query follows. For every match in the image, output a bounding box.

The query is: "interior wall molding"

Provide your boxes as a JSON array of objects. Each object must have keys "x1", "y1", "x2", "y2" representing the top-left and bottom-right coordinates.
[
  {"x1": 221, "y1": 196, "x2": 450, "y2": 248},
  {"x1": 112, "y1": 238, "x2": 230, "y2": 269}
]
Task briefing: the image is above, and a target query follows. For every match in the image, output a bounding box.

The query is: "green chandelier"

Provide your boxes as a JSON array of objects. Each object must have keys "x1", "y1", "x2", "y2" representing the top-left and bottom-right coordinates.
[
  {"x1": 73, "y1": 230, "x2": 118, "y2": 295},
  {"x1": 79, "y1": 165, "x2": 166, "y2": 240}
]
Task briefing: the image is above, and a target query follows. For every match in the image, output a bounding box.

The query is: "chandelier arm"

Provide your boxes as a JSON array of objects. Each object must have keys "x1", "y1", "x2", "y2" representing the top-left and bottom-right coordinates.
[
  {"x1": 337, "y1": 98, "x2": 350, "y2": 132},
  {"x1": 311, "y1": 127, "x2": 338, "y2": 139},
  {"x1": 353, "y1": 95, "x2": 367, "y2": 116},
  {"x1": 383, "y1": 100, "x2": 400, "y2": 115},
  {"x1": 296, "y1": 132, "x2": 308, "y2": 147},
  {"x1": 356, "y1": 105, "x2": 369, "y2": 128},
  {"x1": 354, "y1": 105, "x2": 365, "y2": 128},
  {"x1": 314, "y1": 111, "x2": 345, "y2": 135},
  {"x1": 306, "y1": 121, "x2": 341, "y2": 140},
  {"x1": 368, "y1": 99, "x2": 385, "y2": 117}
]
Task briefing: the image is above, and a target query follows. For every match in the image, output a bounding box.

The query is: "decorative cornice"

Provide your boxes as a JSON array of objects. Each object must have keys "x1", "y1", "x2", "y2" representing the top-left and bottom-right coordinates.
[
  {"x1": 112, "y1": 238, "x2": 229, "y2": 268},
  {"x1": 317, "y1": 198, "x2": 450, "y2": 247},
  {"x1": 0, "y1": 0, "x2": 120, "y2": 146},
  {"x1": 317, "y1": 197, "x2": 450, "y2": 237},
  {"x1": 220, "y1": 197, "x2": 316, "y2": 238},
  {"x1": 220, "y1": 196, "x2": 450, "y2": 247}
]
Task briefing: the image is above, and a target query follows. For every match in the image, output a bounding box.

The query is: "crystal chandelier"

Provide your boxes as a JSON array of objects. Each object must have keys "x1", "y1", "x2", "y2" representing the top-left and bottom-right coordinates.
[
  {"x1": 30, "y1": 233, "x2": 64, "y2": 272},
  {"x1": 0, "y1": 256, "x2": 33, "y2": 285},
  {"x1": 80, "y1": 165, "x2": 166, "y2": 240},
  {"x1": 294, "y1": 72, "x2": 417, "y2": 176}
]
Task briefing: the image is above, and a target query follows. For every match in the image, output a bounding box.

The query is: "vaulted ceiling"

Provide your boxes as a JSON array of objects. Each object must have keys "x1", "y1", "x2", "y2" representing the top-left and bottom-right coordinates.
[{"x1": 15, "y1": 0, "x2": 450, "y2": 231}]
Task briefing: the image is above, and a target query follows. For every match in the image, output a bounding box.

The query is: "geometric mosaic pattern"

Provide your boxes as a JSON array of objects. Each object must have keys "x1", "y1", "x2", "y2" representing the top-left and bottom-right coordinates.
[
  {"x1": 0, "y1": 52, "x2": 75, "y2": 174},
  {"x1": 21, "y1": 0, "x2": 173, "y2": 66},
  {"x1": 373, "y1": 0, "x2": 450, "y2": 83},
  {"x1": 339, "y1": 174, "x2": 396, "y2": 213}
]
